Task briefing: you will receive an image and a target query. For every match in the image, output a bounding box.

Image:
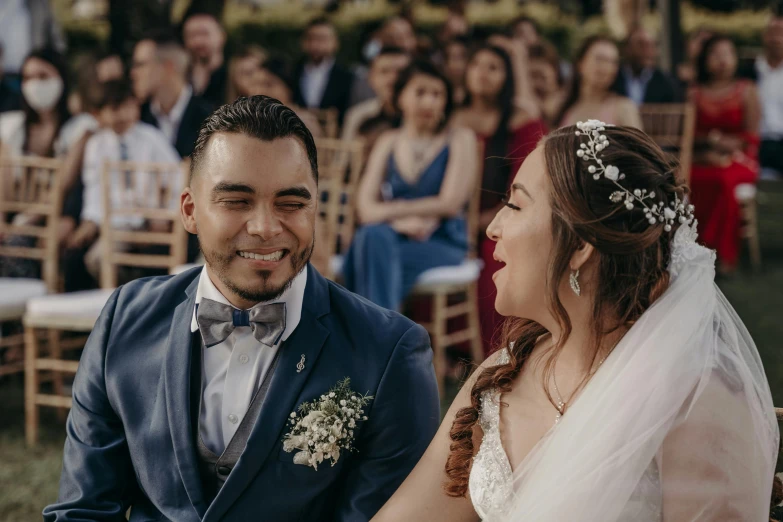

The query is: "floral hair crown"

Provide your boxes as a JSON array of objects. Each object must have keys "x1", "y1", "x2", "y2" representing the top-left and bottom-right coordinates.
[{"x1": 575, "y1": 120, "x2": 695, "y2": 232}]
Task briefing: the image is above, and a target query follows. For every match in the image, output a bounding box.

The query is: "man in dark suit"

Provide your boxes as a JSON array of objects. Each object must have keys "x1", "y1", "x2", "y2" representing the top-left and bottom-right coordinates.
[
  {"x1": 182, "y1": 11, "x2": 228, "y2": 109},
  {"x1": 612, "y1": 27, "x2": 681, "y2": 105},
  {"x1": 132, "y1": 32, "x2": 213, "y2": 159},
  {"x1": 43, "y1": 96, "x2": 440, "y2": 522},
  {"x1": 294, "y1": 17, "x2": 354, "y2": 124}
]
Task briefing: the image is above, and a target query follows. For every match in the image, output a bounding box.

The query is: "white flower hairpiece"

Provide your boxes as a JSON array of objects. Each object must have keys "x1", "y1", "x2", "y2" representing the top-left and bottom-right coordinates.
[{"x1": 575, "y1": 120, "x2": 695, "y2": 232}]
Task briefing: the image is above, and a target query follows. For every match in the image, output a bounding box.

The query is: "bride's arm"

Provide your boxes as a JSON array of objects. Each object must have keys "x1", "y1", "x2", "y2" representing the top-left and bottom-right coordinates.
[{"x1": 370, "y1": 353, "x2": 504, "y2": 522}]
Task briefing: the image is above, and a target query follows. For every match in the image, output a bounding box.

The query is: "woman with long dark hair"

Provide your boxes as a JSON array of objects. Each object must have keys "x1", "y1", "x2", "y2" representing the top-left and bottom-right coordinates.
[
  {"x1": 371, "y1": 123, "x2": 777, "y2": 521},
  {"x1": 0, "y1": 48, "x2": 73, "y2": 157},
  {"x1": 343, "y1": 59, "x2": 478, "y2": 312},
  {"x1": 689, "y1": 34, "x2": 760, "y2": 273},
  {"x1": 453, "y1": 42, "x2": 547, "y2": 356},
  {"x1": 556, "y1": 35, "x2": 642, "y2": 128}
]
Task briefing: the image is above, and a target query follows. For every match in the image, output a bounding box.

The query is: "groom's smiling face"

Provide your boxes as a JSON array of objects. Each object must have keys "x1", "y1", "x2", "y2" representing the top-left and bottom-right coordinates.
[{"x1": 181, "y1": 132, "x2": 317, "y2": 309}]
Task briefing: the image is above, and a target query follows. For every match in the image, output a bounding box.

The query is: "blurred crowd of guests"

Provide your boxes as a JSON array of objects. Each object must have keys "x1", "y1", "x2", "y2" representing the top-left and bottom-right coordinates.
[{"x1": 1, "y1": 0, "x2": 782, "y2": 360}]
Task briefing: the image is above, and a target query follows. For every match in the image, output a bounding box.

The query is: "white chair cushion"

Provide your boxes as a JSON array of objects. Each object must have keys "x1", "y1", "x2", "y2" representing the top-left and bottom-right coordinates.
[
  {"x1": 24, "y1": 289, "x2": 115, "y2": 331},
  {"x1": 170, "y1": 263, "x2": 201, "y2": 275},
  {"x1": 414, "y1": 259, "x2": 484, "y2": 289},
  {"x1": 735, "y1": 183, "x2": 757, "y2": 201},
  {"x1": 0, "y1": 278, "x2": 48, "y2": 321}
]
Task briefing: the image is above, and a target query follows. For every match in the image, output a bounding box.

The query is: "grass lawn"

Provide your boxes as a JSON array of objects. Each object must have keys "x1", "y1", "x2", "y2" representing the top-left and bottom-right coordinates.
[{"x1": 1, "y1": 181, "x2": 781, "y2": 521}]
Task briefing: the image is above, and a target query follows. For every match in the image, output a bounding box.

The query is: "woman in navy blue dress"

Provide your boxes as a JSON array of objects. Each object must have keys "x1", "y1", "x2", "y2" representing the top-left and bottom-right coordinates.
[{"x1": 343, "y1": 60, "x2": 478, "y2": 311}]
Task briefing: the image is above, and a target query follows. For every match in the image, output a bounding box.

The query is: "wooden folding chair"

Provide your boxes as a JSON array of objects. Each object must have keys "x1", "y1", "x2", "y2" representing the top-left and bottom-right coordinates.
[
  {"x1": 23, "y1": 159, "x2": 188, "y2": 445},
  {"x1": 639, "y1": 103, "x2": 696, "y2": 185},
  {"x1": 408, "y1": 146, "x2": 485, "y2": 398},
  {"x1": 311, "y1": 138, "x2": 365, "y2": 280},
  {"x1": 0, "y1": 156, "x2": 63, "y2": 378},
  {"x1": 311, "y1": 108, "x2": 340, "y2": 139}
]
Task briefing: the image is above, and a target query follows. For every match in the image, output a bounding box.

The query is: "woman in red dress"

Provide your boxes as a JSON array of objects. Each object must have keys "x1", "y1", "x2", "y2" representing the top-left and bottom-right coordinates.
[
  {"x1": 690, "y1": 35, "x2": 761, "y2": 271},
  {"x1": 452, "y1": 39, "x2": 546, "y2": 355}
]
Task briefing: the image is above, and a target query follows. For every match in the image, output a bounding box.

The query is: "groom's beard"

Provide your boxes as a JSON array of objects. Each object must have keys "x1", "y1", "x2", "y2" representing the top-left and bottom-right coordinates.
[{"x1": 200, "y1": 233, "x2": 315, "y2": 303}]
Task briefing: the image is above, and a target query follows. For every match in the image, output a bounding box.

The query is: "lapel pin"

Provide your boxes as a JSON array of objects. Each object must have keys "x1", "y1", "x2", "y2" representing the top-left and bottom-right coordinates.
[{"x1": 296, "y1": 354, "x2": 306, "y2": 373}]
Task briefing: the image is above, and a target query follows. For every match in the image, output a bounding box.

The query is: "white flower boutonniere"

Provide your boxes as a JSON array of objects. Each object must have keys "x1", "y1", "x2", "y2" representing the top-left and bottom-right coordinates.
[{"x1": 283, "y1": 378, "x2": 373, "y2": 470}]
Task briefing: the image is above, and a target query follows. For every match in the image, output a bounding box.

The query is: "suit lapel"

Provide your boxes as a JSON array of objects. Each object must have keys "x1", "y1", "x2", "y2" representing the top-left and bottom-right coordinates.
[
  {"x1": 163, "y1": 273, "x2": 208, "y2": 518},
  {"x1": 204, "y1": 265, "x2": 331, "y2": 521}
]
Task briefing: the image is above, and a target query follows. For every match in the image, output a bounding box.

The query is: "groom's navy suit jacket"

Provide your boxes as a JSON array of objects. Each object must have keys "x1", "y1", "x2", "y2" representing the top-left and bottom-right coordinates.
[{"x1": 43, "y1": 265, "x2": 440, "y2": 521}]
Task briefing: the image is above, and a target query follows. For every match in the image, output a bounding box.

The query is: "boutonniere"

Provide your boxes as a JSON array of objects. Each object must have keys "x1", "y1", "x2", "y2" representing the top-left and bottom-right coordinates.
[{"x1": 283, "y1": 378, "x2": 373, "y2": 470}]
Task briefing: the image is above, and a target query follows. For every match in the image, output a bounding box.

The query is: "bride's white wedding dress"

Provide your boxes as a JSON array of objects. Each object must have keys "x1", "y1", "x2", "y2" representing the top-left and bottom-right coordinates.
[
  {"x1": 468, "y1": 349, "x2": 662, "y2": 522},
  {"x1": 465, "y1": 224, "x2": 778, "y2": 521}
]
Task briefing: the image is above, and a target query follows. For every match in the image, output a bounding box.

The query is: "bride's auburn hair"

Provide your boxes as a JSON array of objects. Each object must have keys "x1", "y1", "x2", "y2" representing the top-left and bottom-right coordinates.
[{"x1": 444, "y1": 125, "x2": 690, "y2": 497}]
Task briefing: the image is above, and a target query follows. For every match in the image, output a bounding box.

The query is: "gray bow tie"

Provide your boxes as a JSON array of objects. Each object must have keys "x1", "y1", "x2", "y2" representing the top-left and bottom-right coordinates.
[{"x1": 196, "y1": 298, "x2": 286, "y2": 348}]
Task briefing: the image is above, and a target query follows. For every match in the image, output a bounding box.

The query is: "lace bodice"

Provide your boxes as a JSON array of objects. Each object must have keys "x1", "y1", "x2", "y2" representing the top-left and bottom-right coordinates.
[{"x1": 468, "y1": 349, "x2": 663, "y2": 521}]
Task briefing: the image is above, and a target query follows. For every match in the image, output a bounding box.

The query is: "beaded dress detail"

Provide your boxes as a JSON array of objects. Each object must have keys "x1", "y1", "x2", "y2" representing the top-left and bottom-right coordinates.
[{"x1": 468, "y1": 348, "x2": 663, "y2": 521}]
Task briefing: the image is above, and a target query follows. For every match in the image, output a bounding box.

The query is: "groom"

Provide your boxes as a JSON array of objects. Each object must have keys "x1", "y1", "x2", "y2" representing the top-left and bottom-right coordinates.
[{"x1": 43, "y1": 96, "x2": 440, "y2": 521}]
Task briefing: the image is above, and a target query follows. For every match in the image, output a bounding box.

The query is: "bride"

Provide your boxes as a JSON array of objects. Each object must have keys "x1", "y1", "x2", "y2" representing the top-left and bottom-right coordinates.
[{"x1": 372, "y1": 121, "x2": 779, "y2": 521}]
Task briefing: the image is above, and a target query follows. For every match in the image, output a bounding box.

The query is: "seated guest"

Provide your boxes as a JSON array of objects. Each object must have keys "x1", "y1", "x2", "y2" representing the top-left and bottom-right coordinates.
[
  {"x1": 690, "y1": 35, "x2": 760, "y2": 273},
  {"x1": 225, "y1": 45, "x2": 266, "y2": 103},
  {"x1": 528, "y1": 42, "x2": 565, "y2": 126},
  {"x1": 756, "y1": 15, "x2": 783, "y2": 178},
  {"x1": 343, "y1": 60, "x2": 478, "y2": 312},
  {"x1": 453, "y1": 43, "x2": 547, "y2": 355},
  {"x1": 442, "y1": 37, "x2": 470, "y2": 106},
  {"x1": 342, "y1": 46, "x2": 410, "y2": 152},
  {"x1": 612, "y1": 26, "x2": 681, "y2": 105},
  {"x1": 132, "y1": 31, "x2": 213, "y2": 158},
  {"x1": 62, "y1": 80, "x2": 180, "y2": 291},
  {"x1": 677, "y1": 27, "x2": 714, "y2": 87},
  {"x1": 379, "y1": 16, "x2": 418, "y2": 55},
  {"x1": 0, "y1": 48, "x2": 83, "y2": 157},
  {"x1": 94, "y1": 50, "x2": 125, "y2": 83},
  {"x1": 182, "y1": 10, "x2": 227, "y2": 109},
  {"x1": 557, "y1": 36, "x2": 642, "y2": 128},
  {"x1": 0, "y1": 44, "x2": 21, "y2": 113},
  {"x1": 509, "y1": 15, "x2": 541, "y2": 47},
  {"x1": 256, "y1": 57, "x2": 323, "y2": 138},
  {"x1": 293, "y1": 17, "x2": 354, "y2": 124}
]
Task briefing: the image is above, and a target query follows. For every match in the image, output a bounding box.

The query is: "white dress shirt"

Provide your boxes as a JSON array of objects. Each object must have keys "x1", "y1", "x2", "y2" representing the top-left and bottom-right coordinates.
[
  {"x1": 190, "y1": 266, "x2": 308, "y2": 454},
  {"x1": 300, "y1": 57, "x2": 335, "y2": 109},
  {"x1": 624, "y1": 66, "x2": 655, "y2": 107},
  {"x1": 150, "y1": 85, "x2": 192, "y2": 146},
  {"x1": 756, "y1": 56, "x2": 783, "y2": 139},
  {"x1": 80, "y1": 122, "x2": 181, "y2": 228}
]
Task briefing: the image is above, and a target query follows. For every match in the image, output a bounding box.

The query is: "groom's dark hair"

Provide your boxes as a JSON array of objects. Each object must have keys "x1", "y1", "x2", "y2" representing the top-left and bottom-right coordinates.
[{"x1": 189, "y1": 95, "x2": 319, "y2": 184}]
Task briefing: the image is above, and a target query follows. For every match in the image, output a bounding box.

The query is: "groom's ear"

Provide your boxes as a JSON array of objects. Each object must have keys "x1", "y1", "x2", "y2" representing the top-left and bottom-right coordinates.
[
  {"x1": 181, "y1": 187, "x2": 198, "y2": 235},
  {"x1": 569, "y1": 241, "x2": 595, "y2": 272}
]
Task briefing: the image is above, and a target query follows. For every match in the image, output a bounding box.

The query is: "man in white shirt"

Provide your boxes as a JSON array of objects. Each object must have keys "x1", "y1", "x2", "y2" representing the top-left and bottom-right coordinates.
[
  {"x1": 757, "y1": 15, "x2": 783, "y2": 178},
  {"x1": 63, "y1": 80, "x2": 180, "y2": 288},
  {"x1": 293, "y1": 17, "x2": 354, "y2": 124},
  {"x1": 612, "y1": 27, "x2": 680, "y2": 105},
  {"x1": 133, "y1": 31, "x2": 214, "y2": 159}
]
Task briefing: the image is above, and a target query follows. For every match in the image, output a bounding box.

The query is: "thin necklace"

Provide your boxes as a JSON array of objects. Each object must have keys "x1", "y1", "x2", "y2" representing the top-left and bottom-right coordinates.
[{"x1": 551, "y1": 339, "x2": 620, "y2": 425}]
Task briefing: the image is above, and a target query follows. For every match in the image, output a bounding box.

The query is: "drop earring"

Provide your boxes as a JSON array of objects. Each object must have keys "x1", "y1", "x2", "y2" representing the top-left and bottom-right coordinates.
[{"x1": 569, "y1": 269, "x2": 581, "y2": 297}]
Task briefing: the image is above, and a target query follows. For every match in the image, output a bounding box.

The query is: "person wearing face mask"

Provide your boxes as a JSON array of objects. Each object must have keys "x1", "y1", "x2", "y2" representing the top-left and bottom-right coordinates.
[
  {"x1": 0, "y1": 48, "x2": 79, "y2": 158},
  {"x1": 342, "y1": 60, "x2": 478, "y2": 313},
  {"x1": 556, "y1": 36, "x2": 642, "y2": 129}
]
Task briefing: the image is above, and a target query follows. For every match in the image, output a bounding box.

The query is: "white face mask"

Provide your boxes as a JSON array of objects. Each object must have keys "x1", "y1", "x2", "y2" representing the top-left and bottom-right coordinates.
[{"x1": 22, "y1": 77, "x2": 64, "y2": 112}]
